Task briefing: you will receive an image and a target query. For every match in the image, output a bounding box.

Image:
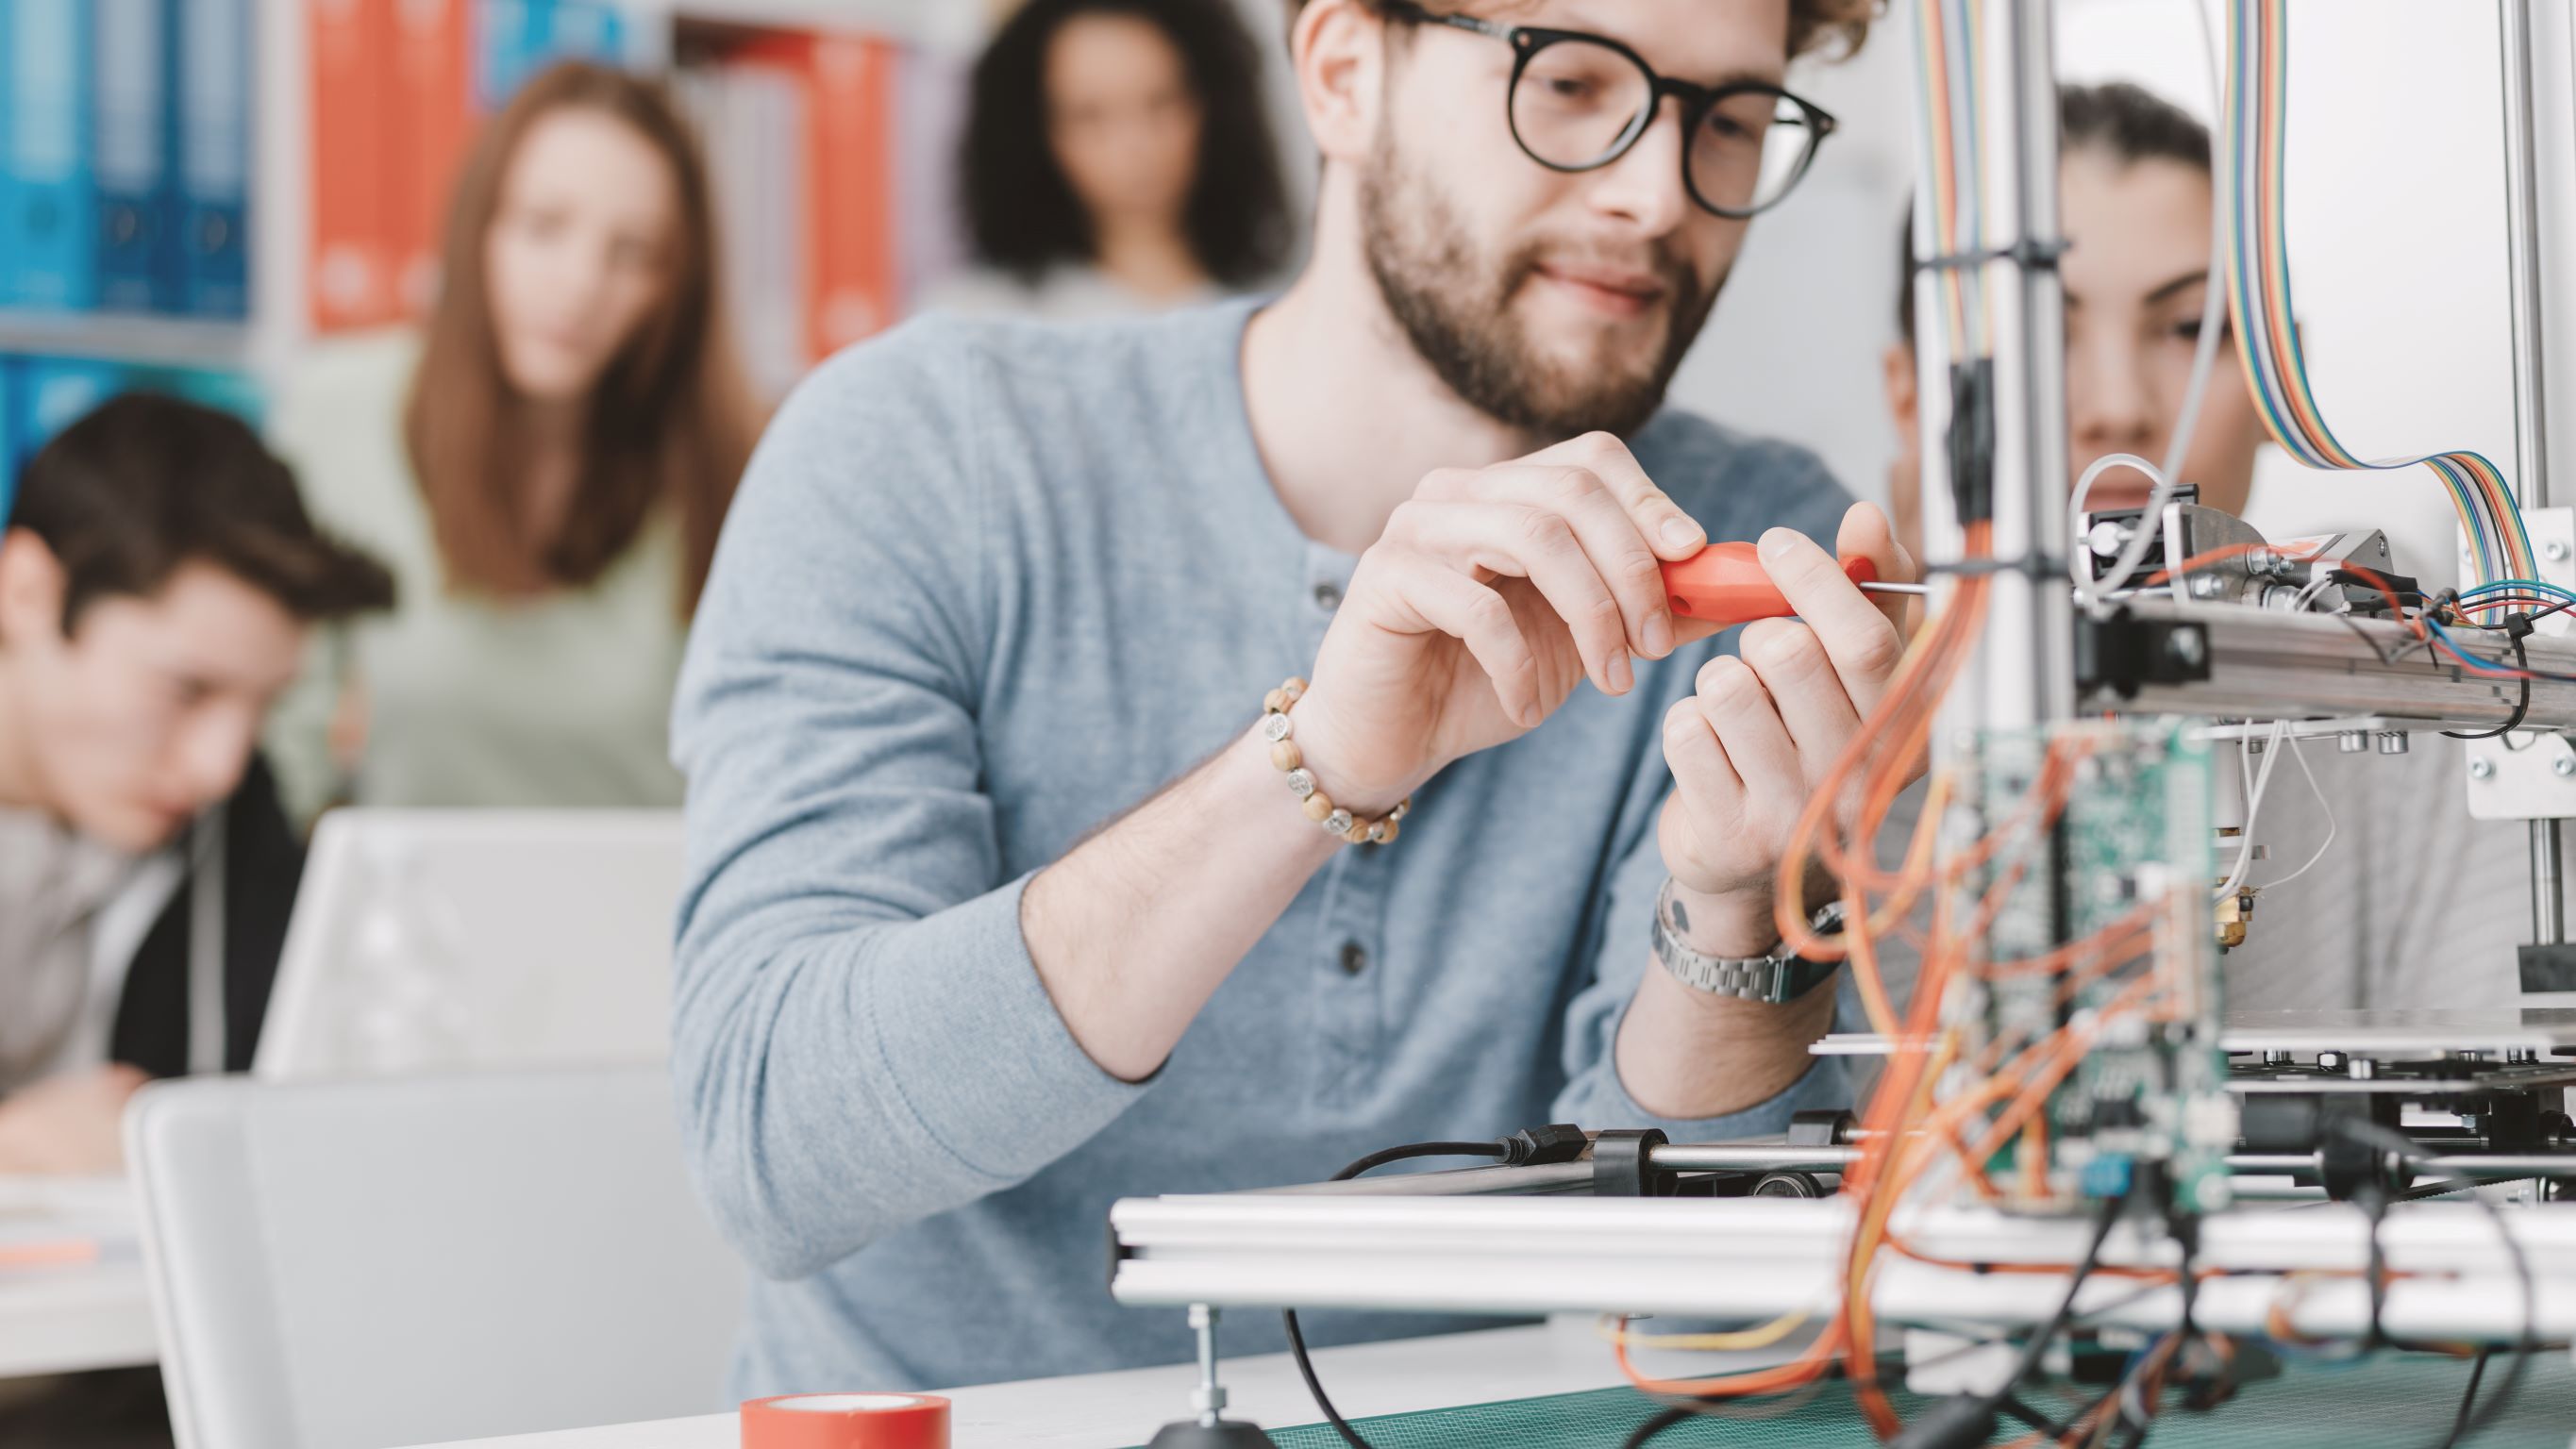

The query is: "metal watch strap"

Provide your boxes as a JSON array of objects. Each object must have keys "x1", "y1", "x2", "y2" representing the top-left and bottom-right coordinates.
[{"x1": 1650, "y1": 881, "x2": 1844, "y2": 1004}]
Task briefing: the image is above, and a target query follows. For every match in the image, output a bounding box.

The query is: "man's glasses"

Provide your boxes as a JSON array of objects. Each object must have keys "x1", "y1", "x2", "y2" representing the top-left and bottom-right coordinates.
[{"x1": 1380, "y1": 1, "x2": 1837, "y2": 220}]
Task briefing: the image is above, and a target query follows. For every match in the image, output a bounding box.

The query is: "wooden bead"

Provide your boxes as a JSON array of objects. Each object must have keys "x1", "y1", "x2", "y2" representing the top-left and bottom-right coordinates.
[
  {"x1": 1270, "y1": 740, "x2": 1302, "y2": 772},
  {"x1": 1263, "y1": 689, "x2": 1286, "y2": 714},
  {"x1": 1303, "y1": 792, "x2": 1335, "y2": 822},
  {"x1": 1282, "y1": 676, "x2": 1308, "y2": 697},
  {"x1": 1377, "y1": 818, "x2": 1400, "y2": 845}
]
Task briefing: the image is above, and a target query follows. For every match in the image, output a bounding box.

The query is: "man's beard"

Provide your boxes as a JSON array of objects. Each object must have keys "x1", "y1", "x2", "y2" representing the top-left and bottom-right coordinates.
[{"x1": 1360, "y1": 133, "x2": 1721, "y2": 440}]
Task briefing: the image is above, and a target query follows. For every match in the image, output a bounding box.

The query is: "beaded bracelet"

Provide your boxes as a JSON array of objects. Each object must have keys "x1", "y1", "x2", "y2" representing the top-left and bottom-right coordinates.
[{"x1": 1259, "y1": 676, "x2": 1412, "y2": 846}]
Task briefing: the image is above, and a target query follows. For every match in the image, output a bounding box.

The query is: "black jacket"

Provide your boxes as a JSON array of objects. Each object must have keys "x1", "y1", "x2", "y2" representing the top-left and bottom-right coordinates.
[{"x1": 107, "y1": 755, "x2": 305, "y2": 1078}]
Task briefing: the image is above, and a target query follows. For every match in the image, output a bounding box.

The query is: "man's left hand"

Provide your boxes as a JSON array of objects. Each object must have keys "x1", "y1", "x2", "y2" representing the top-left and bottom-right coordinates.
[{"x1": 1657, "y1": 503, "x2": 1917, "y2": 958}]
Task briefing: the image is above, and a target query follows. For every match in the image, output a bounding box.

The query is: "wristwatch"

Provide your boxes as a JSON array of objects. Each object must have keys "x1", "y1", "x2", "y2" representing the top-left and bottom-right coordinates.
[{"x1": 1650, "y1": 878, "x2": 1845, "y2": 1004}]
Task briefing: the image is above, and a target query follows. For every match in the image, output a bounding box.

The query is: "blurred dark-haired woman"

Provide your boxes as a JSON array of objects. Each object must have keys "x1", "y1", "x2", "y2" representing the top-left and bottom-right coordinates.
[{"x1": 934, "y1": 0, "x2": 1293, "y2": 318}]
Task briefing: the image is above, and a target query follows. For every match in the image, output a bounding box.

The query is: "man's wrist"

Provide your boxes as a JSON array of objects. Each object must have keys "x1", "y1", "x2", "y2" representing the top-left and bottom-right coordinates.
[
  {"x1": 1276, "y1": 691, "x2": 1415, "y2": 818},
  {"x1": 1659, "y1": 879, "x2": 1784, "y2": 960}
]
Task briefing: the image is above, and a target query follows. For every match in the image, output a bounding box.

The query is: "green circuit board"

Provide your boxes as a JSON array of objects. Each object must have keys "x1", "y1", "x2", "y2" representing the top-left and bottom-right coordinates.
[{"x1": 1946, "y1": 720, "x2": 2235, "y2": 1213}]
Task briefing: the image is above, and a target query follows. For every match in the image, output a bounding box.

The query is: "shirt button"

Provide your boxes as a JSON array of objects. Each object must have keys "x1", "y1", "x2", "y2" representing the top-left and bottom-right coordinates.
[
  {"x1": 1312, "y1": 581, "x2": 1344, "y2": 612},
  {"x1": 1339, "y1": 941, "x2": 1368, "y2": 975}
]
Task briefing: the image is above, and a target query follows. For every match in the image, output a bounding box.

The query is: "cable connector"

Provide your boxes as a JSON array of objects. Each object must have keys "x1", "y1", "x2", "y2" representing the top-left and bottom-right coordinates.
[{"x1": 1499, "y1": 1124, "x2": 1589, "y2": 1167}]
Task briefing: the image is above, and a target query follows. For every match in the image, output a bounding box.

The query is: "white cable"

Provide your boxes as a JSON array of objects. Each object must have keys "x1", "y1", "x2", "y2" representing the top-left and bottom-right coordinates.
[
  {"x1": 2215, "y1": 719, "x2": 2289, "y2": 899},
  {"x1": 2158, "y1": 0, "x2": 2231, "y2": 494},
  {"x1": 2254, "y1": 735, "x2": 2336, "y2": 891},
  {"x1": 2070, "y1": 452, "x2": 2173, "y2": 605}
]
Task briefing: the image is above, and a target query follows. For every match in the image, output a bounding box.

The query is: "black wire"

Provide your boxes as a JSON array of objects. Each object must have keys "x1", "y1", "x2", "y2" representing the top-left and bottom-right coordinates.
[
  {"x1": 1990, "y1": 1193, "x2": 2129, "y2": 1408},
  {"x1": 2329, "y1": 1121, "x2": 2536, "y2": 1447},
  {"x1": 1621, "y1": 1405, "x2": 1695, "y2": 1449},
  {"x1": 2445, "y1": 613, "x2": 2534, "y2": 740},
  {"x1": 2437, "y1": 1350, "x2": 2493, "y2": 1449},
  {"x1": 1283, "y1": 1141, "x2": 1511, "y2": 1449},
  {"x1": 1996, "y1": 1392, "x2": 2071, "y2": 1436}
]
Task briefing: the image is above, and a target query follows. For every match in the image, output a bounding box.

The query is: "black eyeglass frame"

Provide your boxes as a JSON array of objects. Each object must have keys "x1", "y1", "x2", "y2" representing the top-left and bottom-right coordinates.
[{"x1": 1379, "y1": 0, "x2": 1839, "y2": 220}]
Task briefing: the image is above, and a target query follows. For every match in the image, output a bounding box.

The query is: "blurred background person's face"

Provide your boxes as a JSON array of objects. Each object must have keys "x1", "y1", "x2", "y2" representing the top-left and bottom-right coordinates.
[
  {"x1": 1045, "y1": 12, "x2": 1204, "y2": 236},
  {"x1": 0, "y1": 544, "x2": 305, "y2": 855},
  {"x1": 481, "y1": 107, "x2": 681, "y2": 404},
  {"x1": 1882, "y1": 147, "x2": 2266, "y2": 555},
  {"x1": 1356, "y1": 0, "x2": 1784, "y2": 438}
]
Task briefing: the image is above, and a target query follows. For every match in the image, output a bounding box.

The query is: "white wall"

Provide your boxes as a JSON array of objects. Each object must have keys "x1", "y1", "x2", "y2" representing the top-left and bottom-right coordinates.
[{"x1": 1673, "y1": 0, "x2": 2524, "y2": 591}]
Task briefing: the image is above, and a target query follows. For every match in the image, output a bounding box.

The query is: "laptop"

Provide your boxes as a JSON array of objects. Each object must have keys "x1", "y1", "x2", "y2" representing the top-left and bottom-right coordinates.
[{"x1": 254, "y1": 810, "x2": 686, "y2": 1079}]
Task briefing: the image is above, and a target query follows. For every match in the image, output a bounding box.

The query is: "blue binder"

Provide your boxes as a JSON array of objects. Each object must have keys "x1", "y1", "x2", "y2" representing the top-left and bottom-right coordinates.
[
  {"x1": 92, "y1": 0, "x2": 175, "y2": 313},
  {"x1": 0, "y1": 358, "x2": 19, "y2": 519},
  {"x1": 174, "y1": 0, "x2": 249, "y2": 318},
  {"x1": 2, "y1": 355, "x2": 122, "y2": 499},
  {"x1": 0, "y1": 0, "x2": 101, "y2": 312},
  {"x1": 477, "y1": 0, "x2": 627, "y2": 110}
]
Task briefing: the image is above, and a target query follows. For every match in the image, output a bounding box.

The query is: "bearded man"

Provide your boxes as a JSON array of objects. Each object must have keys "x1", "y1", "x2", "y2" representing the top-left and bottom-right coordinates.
[{"x1": 668, "y1": 0, "x2": 1906, "y2": 1395}]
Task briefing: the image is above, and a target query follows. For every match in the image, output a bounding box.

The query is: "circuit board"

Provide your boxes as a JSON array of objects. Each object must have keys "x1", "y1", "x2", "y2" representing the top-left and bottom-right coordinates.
[{"x1": 1945, "y1": 720, "x2": 2236, "y2": 1213}]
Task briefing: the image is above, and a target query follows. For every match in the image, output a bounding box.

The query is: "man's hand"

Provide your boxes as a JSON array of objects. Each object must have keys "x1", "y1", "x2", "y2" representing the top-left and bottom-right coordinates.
[
  {"x1": 1292, "y1": 432, "x2": 1714, "y2": 811},
  {"x1": 0, "y1": 1065, "x2": 150, "y2": 1175},
  {"x1": 1657, "y1": 503, "x2": 1918, "y2": 957}
]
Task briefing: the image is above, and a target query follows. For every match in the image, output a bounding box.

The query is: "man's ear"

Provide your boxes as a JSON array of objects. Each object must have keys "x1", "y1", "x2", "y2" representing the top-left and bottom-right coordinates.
[
  {"x1": 0, "y1": 528, "x2": 71, "y2": 650},
  {"x1": 1293, "y1": 0, "x2": 1388, "y2": 168}
]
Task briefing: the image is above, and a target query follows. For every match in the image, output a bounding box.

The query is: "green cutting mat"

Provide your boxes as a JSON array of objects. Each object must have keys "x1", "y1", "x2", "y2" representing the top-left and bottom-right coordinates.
[{"x1": 1199, "y1": 1353, "x2": 2576, "y2": 1447}]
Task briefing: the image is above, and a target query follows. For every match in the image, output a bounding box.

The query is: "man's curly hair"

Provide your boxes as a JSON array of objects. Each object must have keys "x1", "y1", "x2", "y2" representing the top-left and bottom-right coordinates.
[{"x1": 1286, "y1": 0, "x2": 1878, "y2": 61}]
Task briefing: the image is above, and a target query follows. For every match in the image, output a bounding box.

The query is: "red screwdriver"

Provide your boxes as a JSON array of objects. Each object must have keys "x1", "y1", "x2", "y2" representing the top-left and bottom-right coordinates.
[{"x1": 1660, "y1": 541, "x2": 1928, "y2": 625}]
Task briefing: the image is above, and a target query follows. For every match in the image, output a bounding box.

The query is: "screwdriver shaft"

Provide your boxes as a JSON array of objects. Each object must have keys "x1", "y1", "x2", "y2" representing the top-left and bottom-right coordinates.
[{"x1": 1860, "y1": 580, "x2": 1930, "y2": 597}]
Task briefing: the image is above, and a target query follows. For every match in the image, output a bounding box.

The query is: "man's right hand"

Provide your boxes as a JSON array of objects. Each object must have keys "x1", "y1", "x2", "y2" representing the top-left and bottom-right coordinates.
[{"x1": 1291, "y1": 431, "x2": 1717, "y2": 810}]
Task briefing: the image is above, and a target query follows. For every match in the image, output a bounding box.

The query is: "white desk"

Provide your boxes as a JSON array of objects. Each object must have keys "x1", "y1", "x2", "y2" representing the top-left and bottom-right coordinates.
[
  {"x1": 0, "y1": 1258, "x2": 156, "y2": 1377},
  {"x1": 0, "y1": 1176, "x2": 155, "y2": 1378},
  {"x1": 409, "y1": 1321, "x2": 1664, "y2": 1449}
]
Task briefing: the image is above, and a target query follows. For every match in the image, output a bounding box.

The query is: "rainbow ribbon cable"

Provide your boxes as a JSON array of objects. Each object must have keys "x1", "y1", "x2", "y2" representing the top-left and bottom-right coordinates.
[
  {"x1": 2225, "y1": 0, "x2": 2536, "y2": 586},
  {"x1": 1911, "y1": 0, "x2": 1989, "y2": 360}
]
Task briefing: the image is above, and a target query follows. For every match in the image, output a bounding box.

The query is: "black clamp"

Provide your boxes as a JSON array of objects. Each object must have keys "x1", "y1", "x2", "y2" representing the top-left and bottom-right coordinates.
[
  {"x1": 1914, "y1": 238, "x2": 2070, "y2": 274},
  {"x1": 1592, "y1": 1128, "x2": 1674, "y2": 1198},
  {"x1": 1788, "y1": 1108, "x2": 1852, "y2": 1149}
]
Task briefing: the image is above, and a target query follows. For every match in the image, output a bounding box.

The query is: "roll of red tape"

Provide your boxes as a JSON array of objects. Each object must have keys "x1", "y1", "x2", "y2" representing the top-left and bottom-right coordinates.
[{"x1": 741, "y1": 1392, "x2": 950, "y2": 1449}]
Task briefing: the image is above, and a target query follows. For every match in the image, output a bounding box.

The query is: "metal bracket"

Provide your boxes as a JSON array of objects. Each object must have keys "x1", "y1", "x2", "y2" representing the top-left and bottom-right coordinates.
[{"x1": 2463, "y1": 508, "x2": 2576, "y2": 820}]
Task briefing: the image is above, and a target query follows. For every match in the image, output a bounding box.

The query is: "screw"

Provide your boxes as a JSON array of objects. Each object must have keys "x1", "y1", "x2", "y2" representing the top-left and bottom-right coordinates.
[
  {"x1": 2548, "y1": 539, "x2": 2569, "y2": 563},
  {"x1": 2472, "y1": 757, "x2": 2498, "y2": 780},
  {"x1": 2338, "y1": 731, "x2": 2368, "y2": 754},
  {"x1": 2166, "y1": 628, "x2": 2207, "y2": 669},
  {"x1": 2557, "y1": 757, "x2": 2576, "y2": 778},
  {"x1": 2376, "y1": 731, "x2": 2409, "y2": 756},
  {"x1": 2189, "y1": 573, "x2": 2226, "y2": 598}
]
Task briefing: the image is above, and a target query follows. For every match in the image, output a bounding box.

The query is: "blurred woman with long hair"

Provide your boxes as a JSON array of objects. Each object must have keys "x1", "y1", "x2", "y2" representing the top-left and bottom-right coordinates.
[{"x1": 268, "y1": 62, "x2": 760, "y2": 818}]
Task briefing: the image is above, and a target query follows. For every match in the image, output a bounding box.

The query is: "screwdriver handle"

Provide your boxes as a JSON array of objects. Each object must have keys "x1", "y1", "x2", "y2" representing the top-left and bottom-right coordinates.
[{"x1": 1660, "y1": 541, "x2": 1882, "y2": 626}]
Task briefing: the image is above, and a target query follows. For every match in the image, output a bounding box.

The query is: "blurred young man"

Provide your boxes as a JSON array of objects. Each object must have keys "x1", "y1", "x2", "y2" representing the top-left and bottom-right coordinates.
[
  {"x1": 1877, "y1": 82, "x2": 2527, "y2": 1012},
  {"x1": 0, "y1": 395, "x2": 393, "y2": 1174},
  {"x1": 674, "y1": 0, "x2": 1897, "y2": 1392}
]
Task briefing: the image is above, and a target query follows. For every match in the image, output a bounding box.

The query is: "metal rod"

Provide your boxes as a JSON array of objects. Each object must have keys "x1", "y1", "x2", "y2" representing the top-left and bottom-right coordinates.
[
  {"x1": 1651, "y1": 1143, "x2": 1863, "y2": 1173},
  {"x1": 2501, "y1": 0, "x2": 2551, "y2": 508},
  {"x1": 2499, "y1": 0, "x2": 2568, "y2": 948},
  {"x1": 1861, "y1": 580, "x2": 1932, "y2": 598},
  {"x1": 1965, "y1": 0, "x2": 2076, "y2": 733},
  {"x1": 1189, "y1": 1304, "x2": 1225, "y2": 1427},
  {"x1": 2537, "y1": 821, "x2": 2568, "y2": 945}
]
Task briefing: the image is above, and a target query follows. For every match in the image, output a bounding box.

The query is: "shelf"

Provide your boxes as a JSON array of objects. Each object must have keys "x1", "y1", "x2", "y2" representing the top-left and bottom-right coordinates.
[
  {"x1": 628, "y1": 0, "x2": 988, "y2": 55},
  {"x1": 0, "y1": 312, "x2": 257, "y2": 371}
]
